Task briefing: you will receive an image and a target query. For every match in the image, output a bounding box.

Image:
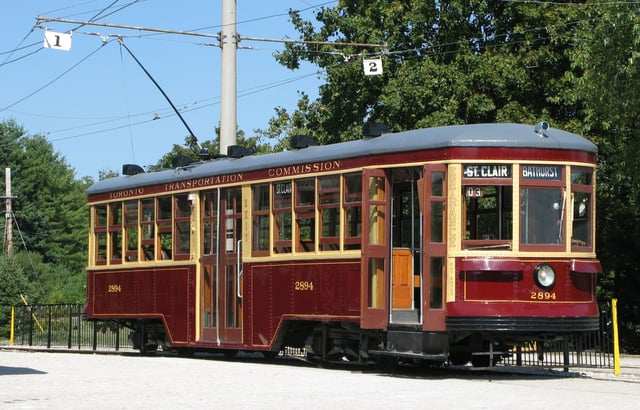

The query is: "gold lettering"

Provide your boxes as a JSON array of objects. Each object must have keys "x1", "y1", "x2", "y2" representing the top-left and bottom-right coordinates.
[{"x1": 267, "y1": 161, "x2": 342, "y2": 178}]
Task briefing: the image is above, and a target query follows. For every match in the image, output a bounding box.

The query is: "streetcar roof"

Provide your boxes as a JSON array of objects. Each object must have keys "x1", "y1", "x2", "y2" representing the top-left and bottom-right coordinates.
[{"x1": 87, "y1": 123, "x2": 597, "y2": 195}]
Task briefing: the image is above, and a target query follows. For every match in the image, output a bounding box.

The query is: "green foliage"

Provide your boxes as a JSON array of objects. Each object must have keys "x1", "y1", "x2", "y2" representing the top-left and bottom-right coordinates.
[{"x1": 0, "y1": 120, "x2": 88, "y2": 315}]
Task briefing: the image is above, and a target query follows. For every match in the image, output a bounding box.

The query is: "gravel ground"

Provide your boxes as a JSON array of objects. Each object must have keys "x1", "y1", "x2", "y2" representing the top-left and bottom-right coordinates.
[{"x1": 1, "y1": 349, "x2": 639, "y2": 409}]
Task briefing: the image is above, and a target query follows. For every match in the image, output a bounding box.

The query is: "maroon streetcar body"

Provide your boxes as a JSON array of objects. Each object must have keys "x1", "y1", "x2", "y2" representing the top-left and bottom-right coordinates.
[{"x1": 85, "y1": 123, "x2": 601, "y2": 366}]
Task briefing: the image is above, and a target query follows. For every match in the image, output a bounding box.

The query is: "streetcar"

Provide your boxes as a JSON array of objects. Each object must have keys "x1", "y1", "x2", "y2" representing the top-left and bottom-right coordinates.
[{"x1": 84, "y1": 122, "x2": 600, "y2": 366}]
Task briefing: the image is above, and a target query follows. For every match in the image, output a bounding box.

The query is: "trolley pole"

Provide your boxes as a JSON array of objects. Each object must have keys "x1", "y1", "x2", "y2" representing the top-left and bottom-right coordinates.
[{"x1": 219, "y1": 0, "x2": 238, "y2": 155}]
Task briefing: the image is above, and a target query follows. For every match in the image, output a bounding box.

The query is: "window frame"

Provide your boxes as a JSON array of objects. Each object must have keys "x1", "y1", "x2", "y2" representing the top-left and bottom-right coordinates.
[{"x1": 519, "y1": 165, "x2": 567, "y2": 252}]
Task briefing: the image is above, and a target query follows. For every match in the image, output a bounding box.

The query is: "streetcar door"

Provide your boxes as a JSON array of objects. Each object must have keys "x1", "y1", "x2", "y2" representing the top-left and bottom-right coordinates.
[
  {"x1": 361, "y1": 169, "x2": 391, "y2": 329},
  {"x1": 422, "y1": 164, "x2": 447, "y2": 331},
  {"x1": 200, "y1": 188, "x2": 243, "y2": 344},
  {"x1": 390, "y1": 168, "x2": 423, "y2": 325}
]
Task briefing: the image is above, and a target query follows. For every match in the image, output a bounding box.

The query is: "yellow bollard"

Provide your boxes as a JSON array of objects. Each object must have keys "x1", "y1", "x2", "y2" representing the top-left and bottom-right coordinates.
[
  {"x1": 612, "y1": 298, "x2": 620, "y2": 376},
  {"x1": 9, "y1": 305, "x2": 14, "y2": 346}
]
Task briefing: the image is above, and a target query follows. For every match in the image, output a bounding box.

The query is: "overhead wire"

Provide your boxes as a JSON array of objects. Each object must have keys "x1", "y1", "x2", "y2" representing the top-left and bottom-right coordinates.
[
  {"x1": 6, "y1": 1, "x2": 634, "y2": 143},
  {"x1": 47, "y1": 70, "x2": 321, "y2": 142}
]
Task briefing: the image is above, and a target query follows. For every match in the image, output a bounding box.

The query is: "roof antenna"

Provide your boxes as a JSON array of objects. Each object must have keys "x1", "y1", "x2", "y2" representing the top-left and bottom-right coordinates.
[{"x1": 118, "y1": 38, "x2": 198, "y2": 141}]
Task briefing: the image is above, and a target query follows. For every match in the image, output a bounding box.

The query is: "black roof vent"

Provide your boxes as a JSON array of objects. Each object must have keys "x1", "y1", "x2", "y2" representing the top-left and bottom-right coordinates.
[
  {"x1": 290, "y1": 134, "x2": 318, "y2": 149},
  {"x1": 122, "y1": 164, "x2": 145, "y2": 176},
  {"x1": 172, "y1": 154, "x2": 194, "y2": 168},
  {"x1": 362, "y1": 121, "x2": 391, "y2": 138},
  {"x1": 227, "y1": 145, "x2": 255, "y2": 158}
]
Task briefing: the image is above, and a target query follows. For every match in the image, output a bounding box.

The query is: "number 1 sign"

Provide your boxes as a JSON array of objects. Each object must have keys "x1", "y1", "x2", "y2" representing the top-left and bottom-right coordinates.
[{"x1": 43, "y1": 31, "x2": 72, "y2": 51}]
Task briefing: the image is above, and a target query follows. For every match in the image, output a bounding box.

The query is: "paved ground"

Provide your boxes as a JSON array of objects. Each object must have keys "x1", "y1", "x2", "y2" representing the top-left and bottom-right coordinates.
[{"x1": 1, "y1": 349, "x2": 639, "y2": 409}]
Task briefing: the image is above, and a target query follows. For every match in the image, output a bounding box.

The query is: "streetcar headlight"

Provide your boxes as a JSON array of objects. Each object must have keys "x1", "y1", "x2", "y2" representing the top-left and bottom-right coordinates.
[{"x1": 534, "y1": 264, "x2": 556, "y2": 289}]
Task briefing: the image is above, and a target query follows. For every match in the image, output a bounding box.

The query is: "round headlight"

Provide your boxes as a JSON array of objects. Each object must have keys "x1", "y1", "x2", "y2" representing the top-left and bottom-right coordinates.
[{"x1": 534, "y1": 264, "x2": 556, "y2": 289}]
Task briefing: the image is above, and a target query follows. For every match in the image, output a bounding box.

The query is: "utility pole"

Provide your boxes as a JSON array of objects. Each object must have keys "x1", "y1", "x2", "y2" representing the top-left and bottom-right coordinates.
[
  {"x1": 5, "y1": 168, "x2": 13, "y2": 257},
  {"x1": 219, "y1": 0, "x2": 238, "y2": 155}
]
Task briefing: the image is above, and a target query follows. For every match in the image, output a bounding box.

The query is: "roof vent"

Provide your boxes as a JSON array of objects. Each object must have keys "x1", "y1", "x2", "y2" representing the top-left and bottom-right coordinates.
[
  {"x1": 172, "y1": 154, "x2": 194, "y2": 168},
  {"x1": 290, "y1": 134, "x2": 318, "y2": 149},
  {"x1": 122, "y1": 164, "x2": 145, "y2": 176},
  {"x1": 362, "y1": 121, "x2": 391, "y2": 138},
  {"x1": 227, "y1": 145, "x2": 255, "y2": 158}
]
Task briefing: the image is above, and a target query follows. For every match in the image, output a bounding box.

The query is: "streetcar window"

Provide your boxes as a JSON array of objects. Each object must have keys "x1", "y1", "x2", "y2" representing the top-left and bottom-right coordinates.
[
  {"x1": 464, "y1": 186, "x2": 513, "y2": 247},
  {"x1": 202, "y1": 191, "x2": 218, "y2": 256},
  {"x1": 318, "y1": 175, "x2": 340, "y2": 251},
  {"x1": 252, "y1": 185, "x2": 270, "y2": 255},
  {"x1": 96, "y1": 232, "x2": 107, "y2": 263},
  {"x1": 344, "y1": 173, "x2": 362, "y2": 250},
  {"x1": 273, "y1": 181, "x2": 292, "y2": 253},
  {"x1": 174, "y1": 195, "x2": 191, "y2": 258},
  {"x1": 224, "y1": 188, "x2": 242, "y2": 254},
  {"x1": 367, "y1": 175, "x2": 386, "y2": 246},
  {"x1": 295, "y1": 178, "x2": 316, "y2": 252},
  {"x1": 571, "y1": 168, "x2": 593, "y2": 248},
  {"x1": 430, "y1": 171, "x2": 446, "y2": 243},
  {"x1": 124, "y1": 201, "x2": 138, "y2": 261},
  {"x1": 571, "y1": 169, "x2": 593, "y2": 185},
  {"x1": 109, "y1": 203, "x2": 122, "y2": 263},
  {"x1": 95, "y1": 205, "x2": 107, "y2": 228},
  {"x1": 520, "y1": 188, "x2": 564, "y2": 245},
  {"x1": 430, "y1": 257, "x2": 444, "y2": 309},
  {"x1": 94, "y1": 205, "x2": 107, "y2": 264},
  {"x1": 141, "y1": 199, "x2": 154, "y2": 260},
  {"x1": 367, "y1": 258, "x2": 385, "y2": 308},
  {"x1": 157, "y1": 196, "x2": 172, "y2": 259}
]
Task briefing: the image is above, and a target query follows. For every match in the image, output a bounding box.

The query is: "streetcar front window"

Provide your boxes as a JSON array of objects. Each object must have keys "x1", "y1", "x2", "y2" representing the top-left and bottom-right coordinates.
[
  {"x1": 464, "y1": 185, "x2": 513, "y2": 248},
  {"x1": 520, "y1": 188, "x2": 565, "y2": 245},
  {"x1": 571, "y1": 167, "x2": 594, "y2": 248}
]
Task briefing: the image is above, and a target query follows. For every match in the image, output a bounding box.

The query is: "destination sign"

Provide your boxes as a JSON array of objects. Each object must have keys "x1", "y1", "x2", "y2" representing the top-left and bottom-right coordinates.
[
  {"x1": 463, "y1": 164, "x2": 512, "y2": 179},
  {"x1": 521, "y1": 165, "x2": 562, "y2": 180}
]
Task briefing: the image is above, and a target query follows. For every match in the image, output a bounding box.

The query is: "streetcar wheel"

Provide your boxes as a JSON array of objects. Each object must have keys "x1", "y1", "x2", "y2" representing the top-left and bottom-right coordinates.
[
  {"x1": 470, "y1": 354, "x2": 499, "y2": 367},
  {"x1": 449, "y1": 352, "x2": 471, "y2": 366},
  {"x1": 375, "y1": 355, "x2": 399, "y2": 373}
]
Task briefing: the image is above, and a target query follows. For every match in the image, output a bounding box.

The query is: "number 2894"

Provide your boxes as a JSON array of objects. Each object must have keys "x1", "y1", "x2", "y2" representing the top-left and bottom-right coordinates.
[{"x1": 294, "y1": 281, "x2": 314, "y2": 291}]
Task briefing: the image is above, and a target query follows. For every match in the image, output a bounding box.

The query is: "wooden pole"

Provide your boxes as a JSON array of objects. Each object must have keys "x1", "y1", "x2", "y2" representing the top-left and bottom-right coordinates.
[{"x1": 5, "y1": 168, "x2": 13, "y2": 257}]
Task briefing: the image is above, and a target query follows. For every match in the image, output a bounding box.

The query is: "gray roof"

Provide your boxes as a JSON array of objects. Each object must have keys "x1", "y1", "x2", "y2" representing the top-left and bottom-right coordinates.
[{"x1": 87, "y1": 123, "x2": 597, "y2": 195}]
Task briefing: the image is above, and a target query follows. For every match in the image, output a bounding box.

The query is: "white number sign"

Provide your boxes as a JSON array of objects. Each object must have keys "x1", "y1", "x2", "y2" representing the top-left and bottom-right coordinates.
[{"x1": 363, "y1": 57, "x2": 383, "y2": 76}]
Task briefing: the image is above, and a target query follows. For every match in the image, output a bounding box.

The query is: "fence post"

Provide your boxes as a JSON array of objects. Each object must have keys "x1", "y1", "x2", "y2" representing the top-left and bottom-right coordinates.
[
  {"x1": 93, "y1": 320, "x2": 98, "y2": 351},
  {"x1": 77, "y1": 304, "x2": 82, "y2": 350},
  {"x1": 47, "y1": 305, "x2": 52, "y2": 349},
  {"x1": 67, "y1": 304, "x2": 73, "y2": 349},
  {"x1": 115, "y1": 322, "x2": 120, "y2": 351},
  {"x1": 28, "y1": 306, "x2": 33, "y2": 346},
  {"x1": 612, "y1": 298, "x2": 620, "y2": 376},
  {"x1": 9, "y1": 306, "x2": 15, "y2": 346}
]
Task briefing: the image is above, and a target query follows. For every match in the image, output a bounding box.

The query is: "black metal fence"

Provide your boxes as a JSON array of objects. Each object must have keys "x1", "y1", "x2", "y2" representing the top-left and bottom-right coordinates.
[
  {"x1": 6, "y1": 304, "x2": 129, "y2": 351},
  {"x1": 501, "y1": 303, "x2": 614, "y2": 369},
  {"x1": 4, "y1": 303, "x2": 614, "y2": 369}
]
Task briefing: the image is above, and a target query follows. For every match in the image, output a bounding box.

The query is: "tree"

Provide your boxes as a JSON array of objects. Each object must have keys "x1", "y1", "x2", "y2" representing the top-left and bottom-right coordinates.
[
  {"x1": 0, "y1": 120, "x2": 89, "y2": 308},
  {"x1": 268, "y1": 1, "x2": 584, "y2": 140},
  {"x1": 566, "y1": 6, "x2": 640, "y2": 352}
]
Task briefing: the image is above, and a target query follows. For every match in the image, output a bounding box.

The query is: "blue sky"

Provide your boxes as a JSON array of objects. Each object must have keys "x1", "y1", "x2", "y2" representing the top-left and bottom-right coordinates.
[{"x1": 1, "y1": 1, "x2": 331, "y2": 179}]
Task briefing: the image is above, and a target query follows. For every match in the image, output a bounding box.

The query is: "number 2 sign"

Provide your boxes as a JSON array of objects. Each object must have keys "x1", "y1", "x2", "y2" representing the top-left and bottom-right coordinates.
[{"x1": 363, "y1": 57, "x2": 383, "y2": 76}]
